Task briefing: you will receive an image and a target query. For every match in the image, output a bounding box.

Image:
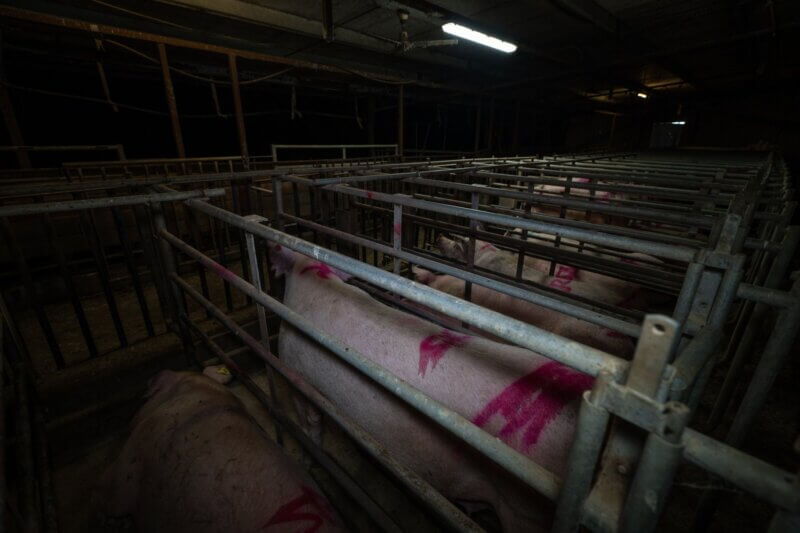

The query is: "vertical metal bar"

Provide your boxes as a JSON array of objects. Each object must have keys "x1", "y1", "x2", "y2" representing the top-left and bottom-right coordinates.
[
  {"x1": 463, "y1": 190, "x2": 479, "y2": 302},
  {"x1": 110, "y1": 206, "x2": 155, "y2": 337},
  {"x1": 157, "y1": 43, "x2": 186, "y2": 158},
  {"x1": 227, "y1": 53, "x2": 249, "y2": 161},
  {"x1": 272, "y1": 176, "x2": 284, "y2": 230},
  {"x1": 392, "y1": 202, "x2": 402, "y2": 275},
  {"x1": 185, "y1": 206, "x2": 212, "y2": 318},
  {"x1": 151, "y1": 201, "x2": 195, "y2": 364},
  {"x1": 14, "y1": 369, "x2": 39, "y2": 533},
  {"x1": 0, "y1": 218, "x2": 63, "y2": 368},
  {"x1": 552, "y1": 374, "x2": 612, "y2": 533},
  {"x1": 212, "y1": 214, "x2": 234, "y2": 312},
  {"x1": 40, "y1": 211, "x2": 97, "y2": 357},
  {"x1": 230, "y1": 182, "x2": 252, "y2": 305},
  {"x1": 243, "y1": 217, "x2": 282, "y2": 444},
  {"x1": 672, "y1": 262, "x2": 705, "y2": 332},
  {"x1": 725, "y1": 277, "x2": 800, "y2": 447},
  {"x1": 709, "y1": 226, "x2": 800, "y2": 425},
  {"x1": 79, "y1": 207, "x2": 128, "y2": 348}
]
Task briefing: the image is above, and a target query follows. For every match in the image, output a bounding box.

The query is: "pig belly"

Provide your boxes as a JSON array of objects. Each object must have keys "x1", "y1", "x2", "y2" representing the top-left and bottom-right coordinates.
[{"x1": 97, "y1": 372, "x2": 341, "y2": 533}]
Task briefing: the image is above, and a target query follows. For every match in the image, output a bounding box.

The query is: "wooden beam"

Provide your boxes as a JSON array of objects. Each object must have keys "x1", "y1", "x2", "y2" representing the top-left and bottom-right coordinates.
[
  {"x1": 227, "y1": 53, "x2": 248, "y2": 161},
  {"x1": 157, "y1": 43, "x2": 185, "y2": 158}
]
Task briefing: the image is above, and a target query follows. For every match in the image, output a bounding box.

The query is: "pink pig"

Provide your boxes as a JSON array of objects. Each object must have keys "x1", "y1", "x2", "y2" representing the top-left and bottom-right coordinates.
[
  {"x1": 94, "y1": 370, "x2": 342, "y2": 533},
  {"x1": 270, "y1": 245, "x2": 596, "y2": 532}
]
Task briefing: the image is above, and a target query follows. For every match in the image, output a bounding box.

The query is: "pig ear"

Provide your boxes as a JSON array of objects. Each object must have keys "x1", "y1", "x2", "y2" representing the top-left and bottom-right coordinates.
[
  {"x1": 412, "y1": 266, "x2": 436, "y2": 284},
  {"x1": 268, "y1": 243, "x2": 296, "y2": 277}
]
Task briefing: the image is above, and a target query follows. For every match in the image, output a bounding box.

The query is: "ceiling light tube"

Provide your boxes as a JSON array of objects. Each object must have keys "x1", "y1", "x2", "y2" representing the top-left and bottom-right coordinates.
[
  {"x1": 442, "y1": 23, "x2": 517, "y2": 53},
  {"x1": 671, "y1": 121, "x2": 686, "y2": 125},
  {"x1": 636, "y1": 92, "x2": 648, "y2": 99}
]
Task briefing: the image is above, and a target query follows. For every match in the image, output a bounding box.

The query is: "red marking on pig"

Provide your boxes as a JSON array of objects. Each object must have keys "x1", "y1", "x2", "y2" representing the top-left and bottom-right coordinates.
[
  {"x1": 419, "y1": 330, "x2": 471, "y2": 377},
  {"x1": 393, "y1": 222, "x2": 402, "y2": 237},
  {"x1": 262, "y1": 485, "x2": 336, "y2": 533},
  {"x1": 548, "y1": 264, "x2": 576, "y2": 292},
  {"x1": 479, "y1": 242, "x2": 497, "y2": 253},
  {"x1": 605, "y1": 329, "x2": 626, "y2": 338},
  {"x1": 300, "y1": 262, "x2": 349, "y2": 281},
  {"x1": 473, "y1": 362, "x2": 593, "y2": 451},
  {"x1": 366, "y1": 191, "x2": 375, "y2": 199}
]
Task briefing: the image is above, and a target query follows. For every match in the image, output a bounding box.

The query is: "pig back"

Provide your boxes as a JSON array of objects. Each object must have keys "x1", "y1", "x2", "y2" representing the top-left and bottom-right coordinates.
[{"x1": 97, "y1": 371, "x2": 341, "y2": 533}]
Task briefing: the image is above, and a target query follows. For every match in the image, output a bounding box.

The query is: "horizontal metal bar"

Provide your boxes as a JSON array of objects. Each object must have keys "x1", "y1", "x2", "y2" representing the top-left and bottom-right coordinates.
[
  {"x1": 736, "y1": 283, "x2": 798, "y2": 308},
  {"x1": 323, "y1": 185, "x2": 699, "y2": 262},
  {"x1": 162, "y1": 231, "x2": 564, "y2": 502},
  {"x1": 0, "y1": 188, "x2": 225, "y2": 216},
  {"x1": 171, "y1": 277, "x2": 482, "y2": 532},
  {"x1": 682, "y1": 428, "x2": 799, "y2": 512},
  {"x1": 408, "y1": 176, "x2": 715, "y2": 227},
  {"x1": 282, "y1": 211, "x2": 642, "y2": 337},
  {"x1": 186, "y1": 199, "x2": 628, "y2": 378}
]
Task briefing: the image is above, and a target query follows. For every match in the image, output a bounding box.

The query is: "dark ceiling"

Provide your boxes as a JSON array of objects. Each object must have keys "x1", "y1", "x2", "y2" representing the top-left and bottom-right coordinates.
[{"x1": 1, "y1": 0, "x2": 800, "y2": 109}]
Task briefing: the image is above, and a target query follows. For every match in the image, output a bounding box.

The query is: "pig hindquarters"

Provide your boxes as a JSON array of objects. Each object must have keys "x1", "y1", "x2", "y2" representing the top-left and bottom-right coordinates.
[
  {"x1": 271, "y1": 245, "x2": 594, "y2": 532},
  {"x1": 95, "y1": 370, "x2": 342, "y2": 533}
]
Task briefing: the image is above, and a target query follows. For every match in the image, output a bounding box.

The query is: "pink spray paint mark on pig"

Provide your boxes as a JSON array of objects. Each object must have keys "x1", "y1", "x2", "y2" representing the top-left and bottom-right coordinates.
[
  {"x1": 300, "y1": 262, "x2": 349, "y2": 281},
  {"x1": 366, "y1": 191, "x2": 375, "y2": 199},
  {"x1": 479, "y1": 242, "x2": 497, "y2": 253},
  {"x1": 393, "y1": 222, "x2": 402, "y2": 237},
  {"x1": 548, "y1": 264, "x2": 577, "y2": 293},
  {"x1": 261, "y1": 485, "x2": 337, "y2": 532},
  {"x1": 473, "y1": 361, "x2": 593, "y2": 451},
  {"x1": 418, "y1": 330, "x2": 471, "y2": 377}
]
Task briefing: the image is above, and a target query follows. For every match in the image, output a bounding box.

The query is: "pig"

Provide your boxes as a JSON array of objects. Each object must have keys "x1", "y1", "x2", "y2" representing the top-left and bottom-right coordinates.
[
  {"x1": 270, "y1": 244, "x2": 596, "y2": 532},
  {"x1": 94, "y1": 370, "x2": 342, "y2": 533},
  {"x1": 411, "y1": 266, "x2": 634, "y2": 357},
  {"x1": 435, "y1": 234, "x2": 647, "y2": 310},
  {"x1": 528, "y1": 178, "x2": 623, "y2": 225}
]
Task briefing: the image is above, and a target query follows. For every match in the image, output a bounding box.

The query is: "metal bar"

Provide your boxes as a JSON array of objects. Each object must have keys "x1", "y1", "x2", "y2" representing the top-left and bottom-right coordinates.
[
  {"x1": 552, "y1": 375, "x2": 612, "y2": 533},
  {"x1": 157, "y1": 43, "x2": 185, "y2": 158},
  {"x1": 392, "y1": 203, "x2": 402, "y2": 275},
  {"x1": 0, "y1": 189, "x2": 224, "y2": 216},
  {"x1": 323, "y1": 184, "x2": 698, "y2": 262},
  {"x1": 183, "y1": 317, "x2": 403, "y2": 533},
  {"x1": 171, "y1": 275, "x2": 483, "y2": 532},
  {"x1": 183, "y1": 200, "x2": 628, "y2": 378},
  {"x1": 0, "y1": 218, "x2": 64, "y2": 368},
  {"x1": 162, "y1": 231, "x2": 566, "y2": 500},
  {"x1": 397, "y1": 86, "x2": 404, "y2": 157},
  {"x1": 682, "y1": 428, "x2": 799, "y2": 512},
  {"x1": 110, "y1": 205, "x2": 155, "y2": 337}
]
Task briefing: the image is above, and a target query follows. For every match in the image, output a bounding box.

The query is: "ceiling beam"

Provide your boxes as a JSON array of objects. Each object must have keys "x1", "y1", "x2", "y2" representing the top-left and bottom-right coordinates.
[{"x1": 0, "y1": 1, "x2": 476, "y2": 91}]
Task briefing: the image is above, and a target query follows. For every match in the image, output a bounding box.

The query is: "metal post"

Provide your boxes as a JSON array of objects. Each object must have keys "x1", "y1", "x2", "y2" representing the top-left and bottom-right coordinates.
[
  {"x1": 392, "y1": 202, "x2": 402, "y2": 275},
  {"x1": 157, "y1": 43, "x2": 186, "y2": 158},
  {"x1": 272, "y1": 176, "x2": 284, "y2": 230}
]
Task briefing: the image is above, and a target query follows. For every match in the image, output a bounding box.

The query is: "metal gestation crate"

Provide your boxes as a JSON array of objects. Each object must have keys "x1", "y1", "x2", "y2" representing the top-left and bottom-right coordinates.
[{"x1": 1, "y1": 151, "x2": 798, "y2": 532}]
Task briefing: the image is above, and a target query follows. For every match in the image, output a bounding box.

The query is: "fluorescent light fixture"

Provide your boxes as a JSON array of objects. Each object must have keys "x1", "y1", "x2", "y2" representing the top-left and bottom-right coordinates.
[
  {"x1": 671, "y1": 121, "x2": 686, "y2": 125},
  {"x1": 442, "y1": 23, "x2": 517, "y2": 53},
  {"x1": 636, "y1": 92, "x2": 648, "y2": 99}
]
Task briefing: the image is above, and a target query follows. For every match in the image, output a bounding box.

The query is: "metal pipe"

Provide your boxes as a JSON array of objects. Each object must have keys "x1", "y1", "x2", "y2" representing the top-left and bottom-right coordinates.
[
  {"x1": 162, "y1": 231, "x2": 565, "y2": 500},
  {"x1": 183, "y1": 316, "x2": 404, "y2": 533},
  {"x1": 323, "y1": 185, "x2": 698, "y2": 262},
  {"x1": 0, "y1": 188, "x2": 225, "y2": 216},
  {"x1": 184, "y1": 200, "x2": 629, "y2": 377},
  {"x1": 682, "y1": 428, "x2": 799, "y2": 512},
  {"x1": 552, "y1": 375, "x2": 612, "y2": 533},
  {"x1": 281, "y1": 210, "x2": 641, "y2": 337}
]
